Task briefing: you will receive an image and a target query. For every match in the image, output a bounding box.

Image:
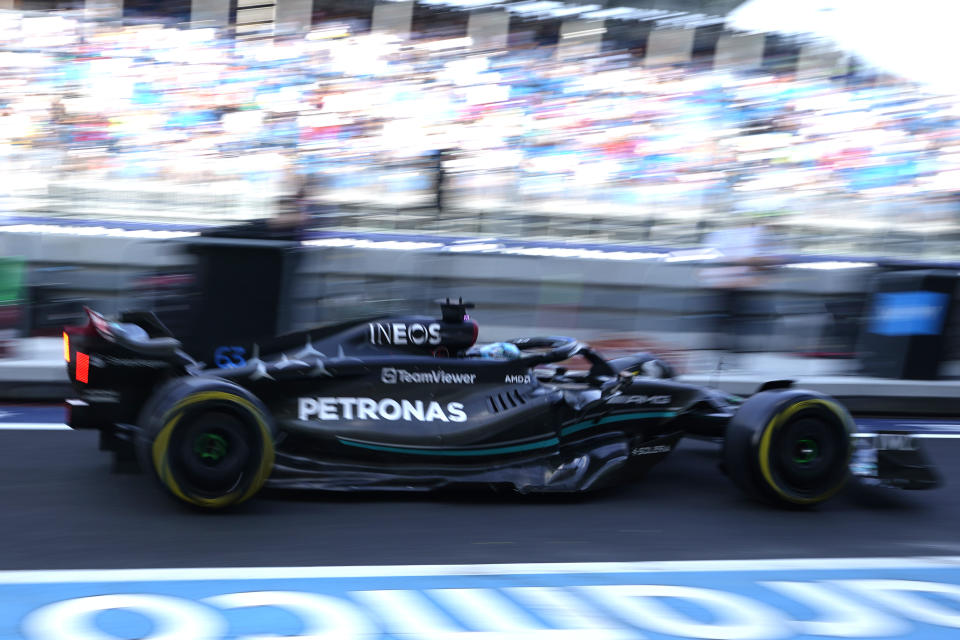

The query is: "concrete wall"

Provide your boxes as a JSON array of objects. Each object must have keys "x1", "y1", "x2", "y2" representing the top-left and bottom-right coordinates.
[{"x1": 0, "y1": 231, "x2": 877, "y2": 355}]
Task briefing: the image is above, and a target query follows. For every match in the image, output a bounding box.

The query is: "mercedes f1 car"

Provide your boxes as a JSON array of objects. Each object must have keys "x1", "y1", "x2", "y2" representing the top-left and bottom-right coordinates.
[{"x1": 63, "y1": 299, "x2": 940, "y2": 509}]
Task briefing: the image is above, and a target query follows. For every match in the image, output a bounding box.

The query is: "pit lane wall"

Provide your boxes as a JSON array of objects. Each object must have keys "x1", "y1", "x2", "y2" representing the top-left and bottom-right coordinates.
[
  {"x1": 0, "y1": 228, "x2": 875, "y2": 358},
  {"x1": 292, "y1": 243, "x2": 872, "y2": 357}
]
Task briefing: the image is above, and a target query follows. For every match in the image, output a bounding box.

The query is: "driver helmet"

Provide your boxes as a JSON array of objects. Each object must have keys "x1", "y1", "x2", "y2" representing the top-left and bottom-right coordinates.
[{"x1": 467, "y1": 342, "x2": 522, "y2": 360}]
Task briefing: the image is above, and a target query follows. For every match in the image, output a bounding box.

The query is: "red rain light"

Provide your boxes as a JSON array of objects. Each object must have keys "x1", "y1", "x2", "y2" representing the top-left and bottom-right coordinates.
[{"x1": 76, "y1": 352, "x2": 89, "y2": 384}]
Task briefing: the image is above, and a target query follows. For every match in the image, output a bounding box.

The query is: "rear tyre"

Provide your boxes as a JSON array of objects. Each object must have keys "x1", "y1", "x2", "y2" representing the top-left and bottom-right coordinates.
[
  {"x1": 723, "y1": 390, "x2": 852, "y2": 506},
  {"x1": 136, "y1": 377, "x2": 275, "y2": 509}
]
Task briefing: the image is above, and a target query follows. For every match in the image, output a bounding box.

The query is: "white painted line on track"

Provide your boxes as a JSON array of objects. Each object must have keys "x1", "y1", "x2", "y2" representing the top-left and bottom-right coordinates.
[
  {"x1": 0, "y1": 423, "x2": 70, "y2": 430},
  {"x1": 0, "y1": 423, "x2": 70, "y2": 431},
  {"x1": 853, "y1": 432, "x2": 960, "y2": 439},
  {"x1": 2, "y1": 557, "x2": 960, "y2": 583}
]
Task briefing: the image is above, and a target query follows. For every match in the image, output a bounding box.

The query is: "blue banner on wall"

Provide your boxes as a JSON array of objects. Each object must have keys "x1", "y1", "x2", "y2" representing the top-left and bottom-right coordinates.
[{"x1": 870, "y1": 291, "x2": 949, "y2": 336}]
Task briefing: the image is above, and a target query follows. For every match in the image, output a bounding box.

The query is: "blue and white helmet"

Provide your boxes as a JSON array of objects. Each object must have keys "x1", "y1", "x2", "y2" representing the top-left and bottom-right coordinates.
[{"x1": 467, "y1": 342, "x2": 522, "y2": 360}]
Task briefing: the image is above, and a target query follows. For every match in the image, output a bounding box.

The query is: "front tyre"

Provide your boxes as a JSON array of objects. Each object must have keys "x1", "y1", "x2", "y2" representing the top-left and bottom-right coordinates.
[
  {"x1": 723, "y1": 390, "x2": 852, "y2": 506},
  {"x1": 137, "y1": 377, "x2": 275, "y2": 509}
]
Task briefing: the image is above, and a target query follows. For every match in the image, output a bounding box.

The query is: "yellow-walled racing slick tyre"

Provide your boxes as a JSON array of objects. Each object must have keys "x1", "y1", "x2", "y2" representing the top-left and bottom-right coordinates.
[
  {"x1": 135, "y1": 377, "x2": 275, "y2": 509},
  {"x1": 723, "y1": 389, "x2": 853, "y2": 507}
]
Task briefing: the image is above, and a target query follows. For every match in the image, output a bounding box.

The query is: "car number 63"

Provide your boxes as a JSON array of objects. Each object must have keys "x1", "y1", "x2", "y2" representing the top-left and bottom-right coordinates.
[{"x1": 214, "y1": 346, "x2": 247, "y2": 369}]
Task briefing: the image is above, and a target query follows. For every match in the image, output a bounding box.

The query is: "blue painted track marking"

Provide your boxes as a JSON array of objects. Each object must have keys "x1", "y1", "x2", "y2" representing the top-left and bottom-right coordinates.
[
  {"x1": 0, "y1": 406, "x2": 65, "y2": 427},
  {"x1": 5, "y1": 558, "x2": 960, "y2": 639},
  {"x1": 6, "y1": 407, "x2": 960, "y2": 435},
  {"x1": 0, "y1": 405, "x2": 67, "y2": 429}
]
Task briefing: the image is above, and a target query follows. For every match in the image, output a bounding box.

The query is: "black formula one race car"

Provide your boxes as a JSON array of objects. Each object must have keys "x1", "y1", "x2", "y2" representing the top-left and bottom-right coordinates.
[{"x1": 63, "y1": 299, "x2": 940, "y2": 509}]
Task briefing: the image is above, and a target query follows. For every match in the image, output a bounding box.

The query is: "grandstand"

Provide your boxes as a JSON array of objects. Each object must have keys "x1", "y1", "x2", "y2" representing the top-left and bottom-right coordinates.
[{"x1": 0, "y1": 1, "x2": 956, "y2": 258}]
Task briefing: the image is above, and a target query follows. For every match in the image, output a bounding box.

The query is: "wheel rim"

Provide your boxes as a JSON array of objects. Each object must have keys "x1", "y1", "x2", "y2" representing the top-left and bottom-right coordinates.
[
  {"x1": 170, "y1": 410, "x2": 253, "y2": 496},
  {"x1": 773, "y1": 412, "x2": 847, "y2": 500},
  {"x1": 194, "y1": 433, "x2": 228, "y2": 466},
  {"x1": 792, "y1": 437, "x2": 820, "y2": 465}
]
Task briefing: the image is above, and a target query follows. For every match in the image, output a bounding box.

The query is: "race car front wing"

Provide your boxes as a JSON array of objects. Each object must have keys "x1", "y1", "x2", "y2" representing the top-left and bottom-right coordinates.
[{"x1": 850, "y1": 428, "x2": 943, "y2": 490}]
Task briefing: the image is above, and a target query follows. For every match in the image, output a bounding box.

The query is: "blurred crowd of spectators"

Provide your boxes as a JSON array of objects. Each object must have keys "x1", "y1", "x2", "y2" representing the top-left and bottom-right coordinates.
[{"x1": 2, "y1": 11, "x2": 960, "y2": 255}]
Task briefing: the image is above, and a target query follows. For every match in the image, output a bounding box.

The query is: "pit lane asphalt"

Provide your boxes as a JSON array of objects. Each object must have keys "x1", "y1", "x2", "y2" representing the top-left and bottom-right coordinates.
[{"x1": 1, "y1": 421, "x2": 959, "y2": 570}]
